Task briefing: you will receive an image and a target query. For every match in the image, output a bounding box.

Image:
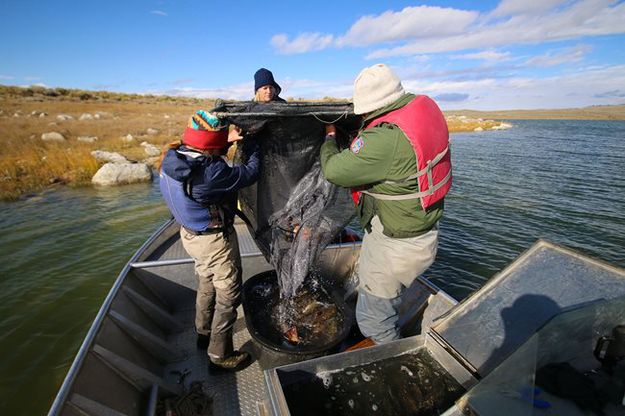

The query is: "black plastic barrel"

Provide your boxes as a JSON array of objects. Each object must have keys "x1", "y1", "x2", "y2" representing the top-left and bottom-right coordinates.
[{"x1": 242, "y1": 270, "x2": 354, "y2": 369}]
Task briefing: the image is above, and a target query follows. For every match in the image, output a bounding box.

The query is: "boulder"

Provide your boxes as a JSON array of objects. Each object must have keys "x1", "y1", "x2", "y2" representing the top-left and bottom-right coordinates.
[
  {"x1": 78, "y1": 136, "x2": 99, "y2": 143},
  {"x1": 122, "y1": 134, "x2": 134, "y2": 143},
  {"x1": 41, "y1": 132, "x2": 67, "y2": 142},
  {"x1": 491, "y1": 122, "x2": 513, "y2": 130},
  {"x1": 91, "y1": 150, "x2": 128, "y2": 164},
  {"x1": 143, "y1": 156, "x2": 160, "y2": 167},
  {"x1": 474, "y1": 127, "x2": 484, "y2": 132},
  {"x1": 56, "y1": 114, "x2": 74, "y2": 121},
  {"x1": 92, "y1": 163, "x2": 152, "y2": 186},
  {"x1": 146, "y1": 128, "x2": 159, "y2": 135},
  {"x1": 79, "y1": 113, "x2": 94, "y2": 120},
  {"x1": 141, "y1": 142, "x2": 161, "y2": 157}
]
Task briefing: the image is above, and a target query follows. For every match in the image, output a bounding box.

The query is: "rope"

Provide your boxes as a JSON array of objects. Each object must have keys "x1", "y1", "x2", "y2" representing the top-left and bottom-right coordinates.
[
  {"x1": 214, "y1": 110, "x2": 351, "y2": 120},
  {"x1": 158, "y1": 381, "x2": 213, "y2": 416},
  {"x1": 310, "y1": 110, "x2": 349, "y2": 124}
]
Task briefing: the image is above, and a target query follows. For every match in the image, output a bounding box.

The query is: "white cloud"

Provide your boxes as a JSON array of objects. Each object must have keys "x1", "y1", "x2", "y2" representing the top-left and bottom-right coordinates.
[
  {"x1": 150, "y1": 10, "x2": 167, "y2": 16},
  {"x1": 153, "y1": 77, "x2": 355, "y2": 101},
  {"x1": 419, "y1": 64, "x2": 625, "y2": 110},
  {"x1": 149, "y1": 63, "x2": 625, "y2": 110},
  {"x1": 271, "y1": 33, "x2": 334, "y2": 54},
  {"x1": 453, "y1": 50, "x2": 512, "y2": 61},
  {"x1": 268, "y1": 1, "x2": 625, "y2": 57},
  {"x1": 0, "y1": 75, "x2": 14, "y2": 80},
  {"x1": 24, "y1": 76, "x2": 42, "y2": 81},
  {"x1": 368, "y1": 0, "x2": 625, "y2": 58},
  {"x1": 525, "y1": 44, "x2": 591, "y2": 67},
  {"x1": 404, "y1": 78, "x2": 499, "y2": 95},
  {"x1": 270, "y1": 6, "x2": 478, "y2": 54},
  {"x1": 336, "y1": 6, "x2": 479, "y2": 47},
  {"x1": 163, "y1": 82, "x2": 252, "y2": 100},
  {"x1": 490, "y1": 0, "x2": 570, "y2": 17},
  {"x1": 408, "y1": 55, "x2": 431, "y2": 64},
  {"x1": 18, "y1": 82, "x2": 47, "y2": 88}
]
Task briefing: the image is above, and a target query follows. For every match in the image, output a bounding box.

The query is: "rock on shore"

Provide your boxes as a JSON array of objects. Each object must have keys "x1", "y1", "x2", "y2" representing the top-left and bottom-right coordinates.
[
  {"x1": 41, "y1": 132, "x2": 66, "y2": 142},
  {"x1": 91, "y1": 150, "x2": 127, "y2": 164},
  {"x1": 91, "y1": 163, "x2": 152, "y2": 186},
  {"x1": 141, "y1": 141, "x2": 161, "y2": 157},
  {"x1": 445, "y1": 115, "x2": 513, "y2": 132},
  {"x1": 77, "y1": 136, "x2": 98, "y2": 143}
]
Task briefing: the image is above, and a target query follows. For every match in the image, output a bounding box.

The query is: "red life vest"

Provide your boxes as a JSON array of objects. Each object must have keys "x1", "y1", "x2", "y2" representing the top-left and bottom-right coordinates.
[{"x1": 351, "y1": 95, "x2": 452, "y2": 210}]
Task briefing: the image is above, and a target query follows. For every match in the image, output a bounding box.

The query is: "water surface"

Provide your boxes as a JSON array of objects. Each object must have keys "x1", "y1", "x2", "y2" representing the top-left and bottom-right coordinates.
[
  {"x1": 430, "y1": 120, "x2": 625, "y2": 299},
  {"x1": 0, "y1": 182, "x2": 169, "y2": 415},
  {"x1": 0, "y1": 120, "x2": 624, "y2": 414}
]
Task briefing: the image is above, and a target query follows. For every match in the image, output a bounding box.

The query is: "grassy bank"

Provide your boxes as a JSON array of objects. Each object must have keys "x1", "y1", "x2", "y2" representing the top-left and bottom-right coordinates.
[
  {"x1": 1, "y1": 88, "x2": 211, "y2": 200},
  {"x1": 8, "y1": 85, "x2": 618, "y2": 201},
  {"x1": 446, "y1": 105, "x2": 625, "y2": 120}
]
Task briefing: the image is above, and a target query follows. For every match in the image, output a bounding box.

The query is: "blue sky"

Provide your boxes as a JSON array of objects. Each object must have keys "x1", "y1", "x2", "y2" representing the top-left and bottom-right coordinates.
[{"x1": 1, "y1": 0, "x2": 625, "y2": 110}]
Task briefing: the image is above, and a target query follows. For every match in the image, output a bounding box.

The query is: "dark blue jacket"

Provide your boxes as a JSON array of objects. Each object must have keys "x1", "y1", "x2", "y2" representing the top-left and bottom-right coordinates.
[{"x1": 159, "y1": 144, "x2": 259, "y2": 232}]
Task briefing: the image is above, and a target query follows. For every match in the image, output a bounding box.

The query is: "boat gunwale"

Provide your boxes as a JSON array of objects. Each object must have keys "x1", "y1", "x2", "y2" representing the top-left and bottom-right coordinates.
[
  {"x1": 48, "y1": 216, "x2": 451, "y2": 416},
  {"x1": 47, "y1": 219, "x2": 176, "y2": 416}
]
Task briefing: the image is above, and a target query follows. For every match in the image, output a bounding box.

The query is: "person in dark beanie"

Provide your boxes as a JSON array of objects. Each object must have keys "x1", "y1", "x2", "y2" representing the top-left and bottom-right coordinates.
[
  {"x1": 159, "y1": 110, "x2": 260, "y2": 371},
  {"x1": 253, "y1": 68, "x2": 286, "y2": 102}
]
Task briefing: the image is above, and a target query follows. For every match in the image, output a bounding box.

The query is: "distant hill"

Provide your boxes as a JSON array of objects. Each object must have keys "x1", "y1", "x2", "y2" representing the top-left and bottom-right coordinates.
[
  {"x1": 445, "y1": 105, "x2": 625, "y2": 120},
  {"x1": 2, "y1": 85, "x2": 624, "y2": 120}
]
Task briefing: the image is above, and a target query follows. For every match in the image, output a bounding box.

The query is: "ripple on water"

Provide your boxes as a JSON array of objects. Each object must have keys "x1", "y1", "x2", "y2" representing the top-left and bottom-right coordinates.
[
  {"x1": 2, "y1": 121, "x2": 625, "y2": 415},
  {"x1": 0, "y1": 180, "x2": 170, "y2": 415}
]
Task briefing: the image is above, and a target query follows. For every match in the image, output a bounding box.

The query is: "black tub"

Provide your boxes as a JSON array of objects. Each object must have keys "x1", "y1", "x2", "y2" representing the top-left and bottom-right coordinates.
[{"x1": 242, "y1": 270, "x2": 355, "y2": 369}]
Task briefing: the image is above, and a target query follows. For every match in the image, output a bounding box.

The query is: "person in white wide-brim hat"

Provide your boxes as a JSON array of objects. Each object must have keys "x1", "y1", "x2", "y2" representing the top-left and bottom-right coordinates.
[{"x1": 320, "y1": 63, "x2": 453, "y2": 345}]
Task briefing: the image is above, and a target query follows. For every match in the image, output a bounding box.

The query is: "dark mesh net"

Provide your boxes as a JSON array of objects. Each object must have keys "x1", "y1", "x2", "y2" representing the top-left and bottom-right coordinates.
[{"x1": 216, "y1": 101, "x2": 360, "y2": 302}]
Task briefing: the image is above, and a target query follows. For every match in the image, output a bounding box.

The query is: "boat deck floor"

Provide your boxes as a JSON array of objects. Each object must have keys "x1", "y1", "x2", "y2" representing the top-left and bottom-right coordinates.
[
  {"x1": 162, "y1": 311, "x2": 268, "y2": 416},
  {"x1": 155, "y1": 221, "x2": 273, "y2": 416},
  {"x1": 148, "y1": 221, "x2": 428, "y2": 416}
]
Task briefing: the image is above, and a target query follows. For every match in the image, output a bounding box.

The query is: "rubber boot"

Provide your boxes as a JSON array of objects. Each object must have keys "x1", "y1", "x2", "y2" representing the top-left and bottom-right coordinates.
[
  {"x1": 209, "y1": 350, "x2": 251, "y2": 372},
  {"x1": 208, "y1": 332, "x2": 252, "y2": 372}
]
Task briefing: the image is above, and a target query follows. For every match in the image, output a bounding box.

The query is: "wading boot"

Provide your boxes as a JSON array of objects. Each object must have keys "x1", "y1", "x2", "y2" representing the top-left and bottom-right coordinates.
[
  {"x1": 196, "y1": 333, "x2": 210, "y2": 350},
  {"x1": 209, "y1": 350, "x2": 251, "y2": 372}
]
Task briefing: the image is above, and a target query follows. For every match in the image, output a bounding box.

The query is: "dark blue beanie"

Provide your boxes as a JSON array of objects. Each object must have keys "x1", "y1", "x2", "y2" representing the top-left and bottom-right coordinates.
[{"x1": 254, "y1": 68, "x2": 281, "y2": 95}]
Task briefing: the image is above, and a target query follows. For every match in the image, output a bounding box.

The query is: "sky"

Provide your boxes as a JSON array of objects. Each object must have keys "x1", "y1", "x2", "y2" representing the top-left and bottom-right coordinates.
[{"x1": 1, "y1": 0, "x2": 625, "y2": 110}]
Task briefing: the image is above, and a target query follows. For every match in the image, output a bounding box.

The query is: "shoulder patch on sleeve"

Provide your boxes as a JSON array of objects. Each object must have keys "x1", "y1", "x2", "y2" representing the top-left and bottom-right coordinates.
[{"x1": 350, "y1": 137, "x2": 364, "y2": 154}]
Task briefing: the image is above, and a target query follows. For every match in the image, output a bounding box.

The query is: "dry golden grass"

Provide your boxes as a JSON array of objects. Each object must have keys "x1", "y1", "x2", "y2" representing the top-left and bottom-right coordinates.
[
  {"x1": 3, "y1": 84, "x2": 623, "y2": 200},
  {"x1": 0, "y1": 90, "x2": 507, "y2": 199},
  {"x1": 0, "y1": 94, "x2": 214, "y2": 200},
  {"x1": 445, "y1": 105, "x2": 625, "y2": 120},
  {"x1": 445, "y1": 117, "x2": 502, "y2": 133},
  {"x1": 0, "y1": 139, "x2": 100, "y2": 198}
]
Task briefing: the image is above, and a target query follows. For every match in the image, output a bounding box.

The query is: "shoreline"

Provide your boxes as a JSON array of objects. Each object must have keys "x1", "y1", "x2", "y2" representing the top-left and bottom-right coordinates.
[
  {"x1": 445, "y1": 105, "x2": 625, "y2": 121},
  {"x1": 2, "y1": 88, "x2": 624, "y2": 201}
]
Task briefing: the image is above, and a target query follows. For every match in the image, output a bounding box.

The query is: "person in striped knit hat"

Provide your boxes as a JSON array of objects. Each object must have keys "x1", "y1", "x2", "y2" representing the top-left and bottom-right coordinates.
[{"x1": 159, "y1": 110, "x2": 260, "y2": 371}]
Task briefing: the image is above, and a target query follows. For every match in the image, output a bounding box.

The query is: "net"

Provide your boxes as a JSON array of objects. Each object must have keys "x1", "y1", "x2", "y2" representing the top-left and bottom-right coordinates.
[{"x1": 216, "y1": 101, "x2": 360, "y2": 300}]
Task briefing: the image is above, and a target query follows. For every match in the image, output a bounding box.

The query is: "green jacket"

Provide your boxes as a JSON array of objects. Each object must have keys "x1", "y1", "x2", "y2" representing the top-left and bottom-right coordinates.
[{"x1": 320, "y1": 93, "x2": 444, "y2": 238}]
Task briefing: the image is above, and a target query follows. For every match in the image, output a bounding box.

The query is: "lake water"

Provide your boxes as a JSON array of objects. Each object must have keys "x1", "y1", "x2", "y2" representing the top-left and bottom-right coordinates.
[{"x1": 1, "y1": 120, "x2": 624, "y2": 415}]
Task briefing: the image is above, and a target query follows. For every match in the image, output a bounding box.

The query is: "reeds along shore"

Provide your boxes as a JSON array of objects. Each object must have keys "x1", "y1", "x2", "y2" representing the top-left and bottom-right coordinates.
[
  {"x1": 0, "y1": 88, "x2": 207, "y2": 200},
  {"x1": 4, "y1": 85, "x2": 621, "y2": 201}
]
